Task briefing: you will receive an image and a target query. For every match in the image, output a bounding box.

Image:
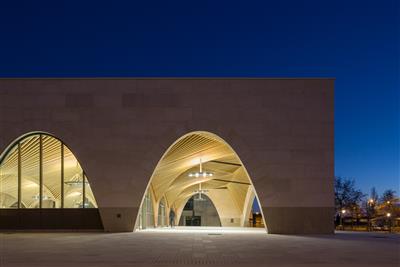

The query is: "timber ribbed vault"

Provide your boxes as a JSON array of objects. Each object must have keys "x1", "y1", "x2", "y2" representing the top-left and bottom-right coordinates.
[
  {"x1": 136, "y1": 131, "x2": 265, "y2": 229},
  {"x1": 0, "y1": 133, "x2": 98, "y2": 209}
]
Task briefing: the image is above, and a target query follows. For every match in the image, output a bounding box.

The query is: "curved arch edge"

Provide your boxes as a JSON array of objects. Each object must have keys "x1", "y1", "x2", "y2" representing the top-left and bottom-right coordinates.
[{"x1": 134, "y1": 130, "x2": 268, "y2": 232}]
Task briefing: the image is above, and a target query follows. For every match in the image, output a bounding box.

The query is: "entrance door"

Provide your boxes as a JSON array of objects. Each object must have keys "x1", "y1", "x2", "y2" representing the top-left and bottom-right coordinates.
[{"x1": 185, "y1": 216, "x2": 201, "y2": 226}]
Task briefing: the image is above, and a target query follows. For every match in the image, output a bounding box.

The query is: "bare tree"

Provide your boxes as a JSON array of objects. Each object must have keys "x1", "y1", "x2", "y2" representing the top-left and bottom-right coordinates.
[
  {"x1": 334, "y1": 176, "x2": 365, "y2": 211},
  {"x1": 381, "y1": 189, "x2": 396, "y2": 203}
]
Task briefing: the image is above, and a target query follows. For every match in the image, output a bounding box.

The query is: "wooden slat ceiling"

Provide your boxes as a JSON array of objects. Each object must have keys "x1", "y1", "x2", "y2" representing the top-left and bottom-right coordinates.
[
  {"x1": 149, "y1": 132, "x2": 252, "y2": 210},
  {"x1": 0, "y1": 134, "x2": 97, "y2": 208}
]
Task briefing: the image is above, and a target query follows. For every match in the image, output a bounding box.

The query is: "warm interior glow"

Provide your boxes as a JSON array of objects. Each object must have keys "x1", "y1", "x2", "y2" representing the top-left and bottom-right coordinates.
[
  {"x1": 0, "y1": 133, "x2": 98, "y2": 209},
  {"x1": 138, "y1": 226, "x2": 266, "y2": 234},
  {"x1": 66, "y1": 191, "x2": 82, "y2": 197},
  {"x1": 136, "y1": 131, "x2": 265, "y2": 230}
]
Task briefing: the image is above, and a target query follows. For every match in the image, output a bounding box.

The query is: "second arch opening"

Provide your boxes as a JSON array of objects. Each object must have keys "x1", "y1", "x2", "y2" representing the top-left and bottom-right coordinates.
[{"x1": 136, "y1": 131, "x2": 266, "y2": 231}]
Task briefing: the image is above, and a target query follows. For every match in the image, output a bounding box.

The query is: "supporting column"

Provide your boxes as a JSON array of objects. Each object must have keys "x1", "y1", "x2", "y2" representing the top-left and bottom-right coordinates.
[
  {"x1": 17, "y1": 143, "x2": 21, "y2": 208},
  {"x1": 82, "y1": 171, "x2": 86, "y2": 208},
  {"x1": 61, "y1": 144, "x2": 64, "y2": 208},
  {"x1": 240, "y1": 186, "x2": 255, "y2": 227},
  {"x1": 39, "y1": 135, "x2": 43, "y2": 208}
]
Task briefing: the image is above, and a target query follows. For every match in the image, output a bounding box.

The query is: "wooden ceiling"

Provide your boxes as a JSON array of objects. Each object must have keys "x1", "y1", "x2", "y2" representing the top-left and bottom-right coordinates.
[
  {"x1": 0, "y1": 134, "x2": 97, "y2": 208},
  {"x1": 148, "y1": 132, "x2": 253, "y2": 214}
]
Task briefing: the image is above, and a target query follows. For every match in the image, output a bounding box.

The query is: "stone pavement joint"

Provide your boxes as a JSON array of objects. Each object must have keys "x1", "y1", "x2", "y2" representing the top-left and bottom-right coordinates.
[{"x1": 0, "y1": 229, "x2": 399, "y2": 267}]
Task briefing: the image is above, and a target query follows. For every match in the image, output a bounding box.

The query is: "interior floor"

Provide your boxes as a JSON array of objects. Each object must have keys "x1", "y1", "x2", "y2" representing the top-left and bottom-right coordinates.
[{"x1": 137, "y1": 226, "x2": 266, "y2": 233}]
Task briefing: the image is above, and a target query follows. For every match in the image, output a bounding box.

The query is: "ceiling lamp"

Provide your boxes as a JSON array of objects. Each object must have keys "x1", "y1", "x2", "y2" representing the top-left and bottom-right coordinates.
[
  {"x1": 188, "y1": 159, "x2": 212, "y2": 201},
  {"x1": 188, "y1": 158, "x2": 213, "y2": 178},
  {"x1": 194, "y1": 183, "x2": 208, "y2": 201}
]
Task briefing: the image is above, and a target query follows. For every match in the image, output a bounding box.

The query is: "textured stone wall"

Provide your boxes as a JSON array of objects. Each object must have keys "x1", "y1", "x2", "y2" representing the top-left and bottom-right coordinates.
[{"x1": 0, "y1": 78, "x2": 334, "y2": 234}]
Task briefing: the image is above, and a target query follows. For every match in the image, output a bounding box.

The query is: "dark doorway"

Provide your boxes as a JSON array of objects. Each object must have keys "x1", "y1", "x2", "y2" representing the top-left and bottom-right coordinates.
[
  {"x1": 185, "y1": 216, "x2": 201, "y2": 226},
  {"x1": 179, "y1": 195, "x2": 221, "y2": 226}
]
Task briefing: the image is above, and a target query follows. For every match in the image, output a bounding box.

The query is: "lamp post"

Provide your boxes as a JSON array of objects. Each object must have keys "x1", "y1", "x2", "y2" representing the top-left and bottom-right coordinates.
[
  {"x1": 340, "y1": 209, "x2": 346, "y2": 230},
  {"x1": 386, "y1": 213, "x2": 392, "y2": 233},
  {"x1": 386, "y1": 201, "x2": 393, "y2": 233},
  {"x1": 367, "y1": 199, "x2": 374, "y2": 231}
]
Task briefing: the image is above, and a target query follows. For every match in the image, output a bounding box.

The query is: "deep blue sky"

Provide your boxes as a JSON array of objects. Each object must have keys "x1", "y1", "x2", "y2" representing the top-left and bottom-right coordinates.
[{"x1": 0, "y1": 0, "x2": 398, "y2": 196}]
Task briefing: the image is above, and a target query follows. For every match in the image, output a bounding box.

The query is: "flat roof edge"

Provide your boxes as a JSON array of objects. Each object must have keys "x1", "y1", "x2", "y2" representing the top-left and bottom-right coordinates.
[{"x1": 0, "y1": 77, "x2": 336, "y2": 80}]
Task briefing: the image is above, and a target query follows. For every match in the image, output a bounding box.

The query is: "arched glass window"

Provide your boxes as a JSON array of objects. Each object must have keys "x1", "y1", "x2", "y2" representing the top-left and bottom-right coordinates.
[{"x1": 0, "y1": 133, "x2": 98, "y2": 209}]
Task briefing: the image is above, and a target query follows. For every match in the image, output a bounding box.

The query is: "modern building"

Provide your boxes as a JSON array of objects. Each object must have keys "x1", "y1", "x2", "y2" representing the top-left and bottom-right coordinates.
[{"x1": 0, "y1": 78, "x2": 334, "y2": 234}]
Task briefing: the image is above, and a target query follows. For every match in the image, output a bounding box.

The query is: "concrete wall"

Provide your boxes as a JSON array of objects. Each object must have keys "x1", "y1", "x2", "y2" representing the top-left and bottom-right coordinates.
[
  {"x1": 0, "y1": 78, "x2": 334, "y2": 234},
  {"x1": 0, "y1": 209, "x2": 103, "y2": 230}
]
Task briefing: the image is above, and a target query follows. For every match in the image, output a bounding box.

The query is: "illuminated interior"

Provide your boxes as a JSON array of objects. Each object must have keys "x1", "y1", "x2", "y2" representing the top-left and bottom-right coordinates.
[
  {"x1": 0, "y1": 133, "x2": 97, "y2": 209},
  {"x1": 136, "y1": 131, "x2": 265, "y2": 230}
]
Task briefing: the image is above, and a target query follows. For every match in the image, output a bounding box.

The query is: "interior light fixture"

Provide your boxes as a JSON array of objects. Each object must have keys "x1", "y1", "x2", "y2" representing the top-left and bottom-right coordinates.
[
  {"x1": 194, "y1": 182, "x2": 208, "y2": 201},
  {"x1": 188, "y1": 158, "x2": 213, "y2": 178},
  {"x1": 188, "y1": 158, "x2": 212, "y2": 201}
]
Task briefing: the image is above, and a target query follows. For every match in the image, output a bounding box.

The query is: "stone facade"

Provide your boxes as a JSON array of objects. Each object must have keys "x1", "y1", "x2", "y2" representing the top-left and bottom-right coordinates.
[{"x1": 0, "y1": 78, "x2": 334, "y2": 234}]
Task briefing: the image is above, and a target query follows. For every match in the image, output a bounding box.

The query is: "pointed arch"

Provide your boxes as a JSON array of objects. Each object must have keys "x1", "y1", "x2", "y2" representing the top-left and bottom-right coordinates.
[
  {"x1": 135, "y1": 131, "x2": 267, "y2": 231},
  {"x1": 0, "y1": 131, "x2": 98, "y2": 209},
  {"x1": 178, "y1": 193, "x2": 222, "y2": 226}
]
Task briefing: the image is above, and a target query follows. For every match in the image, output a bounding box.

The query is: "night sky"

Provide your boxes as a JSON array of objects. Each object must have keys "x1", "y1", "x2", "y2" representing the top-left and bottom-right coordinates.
[{"x1": 0, "y1": 0, "x2": 398, "y2": 196}]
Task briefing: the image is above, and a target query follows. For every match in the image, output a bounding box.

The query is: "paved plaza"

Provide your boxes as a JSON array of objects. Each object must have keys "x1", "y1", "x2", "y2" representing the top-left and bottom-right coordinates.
[{"x1": 0, "y1": 227, "x2": 399, "y2": 267}]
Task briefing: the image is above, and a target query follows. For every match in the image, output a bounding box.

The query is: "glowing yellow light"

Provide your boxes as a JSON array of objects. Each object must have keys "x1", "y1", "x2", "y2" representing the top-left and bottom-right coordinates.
[
  {"x1": 137, "y1": 226, "x2": 266, "y2": 234},
  {"x1": 386, "y1": 213, "x2": 391, "y2": 217},
  {"x1": 24, "y1": 182, "x2": 39, "y2": 188},
  {"x1": 66, "y1": 191, "x2": 82, "y2": 197},
  {"x1": 341, "y1": 209, "x2": 346, "y2": 214}
]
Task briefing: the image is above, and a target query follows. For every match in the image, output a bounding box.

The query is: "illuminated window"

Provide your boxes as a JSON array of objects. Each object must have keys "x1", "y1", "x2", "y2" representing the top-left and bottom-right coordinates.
[
  {"x1": 140, "y1": 190, "x2": 154, "y2": 229},
  {"x1": 20, "y1": 135, "x2": 40, "y2": 208},
  {"x1": 0, "y1": 145, "x2": 18, "y2": 208},
  {"x1": 0, "y1": 133, "x2": 98, "y2": 209}
]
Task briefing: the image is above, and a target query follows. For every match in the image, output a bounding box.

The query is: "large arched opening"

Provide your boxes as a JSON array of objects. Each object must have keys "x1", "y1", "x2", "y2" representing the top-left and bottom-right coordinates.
[
  {"x1": 0, "y1": 131, "x2": 102, "y2": 230},
  {"x1": 135, "y1": 131, "x2": 267, "y2": 232}
]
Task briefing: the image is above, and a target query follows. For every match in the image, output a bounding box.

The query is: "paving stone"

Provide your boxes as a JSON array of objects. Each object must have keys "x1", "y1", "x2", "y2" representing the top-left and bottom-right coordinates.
[{"x1": 0, "y1": 229, "x2": 399, "y2": 267}]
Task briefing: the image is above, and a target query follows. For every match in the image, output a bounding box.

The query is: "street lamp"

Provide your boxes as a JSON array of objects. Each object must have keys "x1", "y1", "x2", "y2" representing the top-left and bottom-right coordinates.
[
  {"x1": 367, "y1": 199, "x2": 374, "y2": 231},
  {"x1": 386, "y1": 201, "x2": 393, "y2": 232},
  {"x1": 340, "y1": 209, "x2": 346, "y2": 230},
  {"x1": 386, "y1": 213, "x2": 392, "y2": 233}
]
